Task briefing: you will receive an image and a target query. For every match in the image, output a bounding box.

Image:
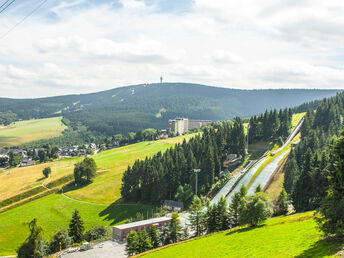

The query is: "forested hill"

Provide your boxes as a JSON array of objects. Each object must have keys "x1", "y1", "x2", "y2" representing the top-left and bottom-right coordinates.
[{"x1": 0, "y1": 83, "x2": 341, "y2": 136}]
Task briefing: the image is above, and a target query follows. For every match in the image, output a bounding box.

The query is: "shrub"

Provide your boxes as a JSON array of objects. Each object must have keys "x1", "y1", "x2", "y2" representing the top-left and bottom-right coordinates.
[
  {"x1": 48, "y1": 228, "x2": 71, "y2": 254},
  {"x1": 84, "y1": 225, "x2": 110, "y2": 242}
]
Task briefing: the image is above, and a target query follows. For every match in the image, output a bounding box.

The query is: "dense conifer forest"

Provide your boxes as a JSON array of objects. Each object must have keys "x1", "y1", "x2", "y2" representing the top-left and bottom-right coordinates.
[
  {"x1": 284, "y1": 92, "x2": 344, "y2": 212},
  {"x1": 121, "y1": 119, "x2": 246, "y2": 204},
  {"x1": 0, "y1": 83, "x2": 339, "y2": 141}
]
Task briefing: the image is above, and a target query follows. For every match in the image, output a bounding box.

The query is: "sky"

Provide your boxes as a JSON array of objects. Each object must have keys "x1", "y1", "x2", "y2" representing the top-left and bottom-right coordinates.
[{"x1": 0, "y1": 0, "x2": 344, "y2": 98}]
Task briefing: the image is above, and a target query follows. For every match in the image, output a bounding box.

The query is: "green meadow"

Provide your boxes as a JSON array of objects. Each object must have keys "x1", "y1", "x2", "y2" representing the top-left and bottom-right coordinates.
[
  {"x1": 0, "y1": 133, "x2": 197, "y2": 204},
  {"x1": 142, "y1": 212, "x2": 343, "y2": 258},
  {"x1": 0, "y1": 117, "x2": 67, "y2": 147},
  {"x1": 0, "y1": 193, "x2": 154, "y2": 256}
]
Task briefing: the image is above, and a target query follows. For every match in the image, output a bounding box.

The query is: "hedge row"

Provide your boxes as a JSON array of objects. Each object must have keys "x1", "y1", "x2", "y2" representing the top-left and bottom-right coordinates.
[
  {"x1": 0, "y1": 187, "x2": 59, "y2": 213},
  {"x1": 0, "y1": 174, "x2": 75, "y2": 210},
  {"x1": 46, "y1": 174, "x2": 74, "y2": 189},
  {"x1": 0, "y1": 186, "x2": 46, "y2": 208}
]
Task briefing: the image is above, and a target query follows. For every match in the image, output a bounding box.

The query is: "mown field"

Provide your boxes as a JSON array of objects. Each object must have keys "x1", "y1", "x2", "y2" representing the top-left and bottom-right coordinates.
[
  {"x1": 0, "y1": 193, "x2": 154, "y2": 256},
  {"x1": 0, "y1": 134, "x2": 198, "y2": 256},
  {"x1": 0, "y1": 134, "x2": 197, "y2": 204},
  {"x1": 0, "y1": 117, "x2": 67, "y2": 147},
  {"x1": 141, "y1": 212, "x2": 344, "y2": 258}
]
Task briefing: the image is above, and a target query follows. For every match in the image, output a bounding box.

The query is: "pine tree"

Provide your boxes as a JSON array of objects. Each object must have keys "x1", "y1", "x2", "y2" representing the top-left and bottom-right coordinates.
[
  {"x1": 292, "y1": 148, "x2": 315, "y2": 212},
  {"x1": 68, "y1": 210, "x2": 85, "y2": 243},
  {"x1": 148, "y1": 225, "x2": 159, "y2": 248},
  {"x1": 275, "y1": 189, "x2": 288, "y2": 215},
  {"x1": 283, "y1": 151, "x2": 299, "y2": 194},
  {"x1": 189, "y1": 195, "x2": 204, "y2": 236},
  {"x1": 229, "y1": 184, "x2": 247, "y2": 226},
  {"x1": 168, "y1": 212, "x2": 182, "y2": 243},
  {"x1": 126, "y1": 230, "x2": 138, "y2": 256},
  {"x1": 255, "y1": 184, "x2": 262, "y2": 193},
  {"x1": 318, "y1": 131, "x2": 344, "y2": 236}
]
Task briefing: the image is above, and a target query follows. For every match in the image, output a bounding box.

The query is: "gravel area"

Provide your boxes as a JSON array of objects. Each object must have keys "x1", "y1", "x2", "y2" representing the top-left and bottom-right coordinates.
[{"x1": 62, "y1": 240, "x2": 126, "y2": 258}]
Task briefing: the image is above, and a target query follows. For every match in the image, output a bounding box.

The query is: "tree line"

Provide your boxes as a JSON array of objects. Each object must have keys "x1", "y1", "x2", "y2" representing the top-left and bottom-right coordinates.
[
  {"x1": 248, "y1": 108, "x2": 293, "y2": 144},
  {"x1": 126, "y1": 185, "x2": 281, "y2": 256},
  {"x1": 121, "y1": 119, "x2": 246, "y2": 204},
  {"x1": 283, "y1": 92, "x2": 344, "y2": 236}
]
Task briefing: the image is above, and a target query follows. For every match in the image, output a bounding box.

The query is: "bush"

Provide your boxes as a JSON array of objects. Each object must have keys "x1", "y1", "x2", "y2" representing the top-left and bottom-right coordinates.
[
  {"x1": 239, "y1": 192, "x2": 273, "y2": 227},
  {"x1": 42, "y1": 167, "x2": 51, "y2": 178},
  {"x1": 49, "y1": 228, "x2": 71, "y2": 254},
  {"x1": 84, "y1": 225, "x2": 110, "y2": 242}
]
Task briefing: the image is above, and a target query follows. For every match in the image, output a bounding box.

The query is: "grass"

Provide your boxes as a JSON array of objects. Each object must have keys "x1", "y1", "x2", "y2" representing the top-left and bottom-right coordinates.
[
  {"x1": 0, "y1": 193, "x2": 155, "y2": 256},
  {"x1": 0, "y1": 117, "x2": 67, "y2": 147},
  {"x1": 0, "y1": 134, "x2": 197, "y2": 204},
  {"x1": 141, "y1": 212, "x2": 344, "y2": 258},
  {"x1": 292, "y1": 112, "x2": 306, "y2": 128}
]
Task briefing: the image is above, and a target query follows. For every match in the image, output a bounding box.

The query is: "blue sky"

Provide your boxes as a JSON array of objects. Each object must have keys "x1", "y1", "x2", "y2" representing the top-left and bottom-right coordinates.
[{"x1": 0, "y1": 0, "x2": 344, "y2": 98}]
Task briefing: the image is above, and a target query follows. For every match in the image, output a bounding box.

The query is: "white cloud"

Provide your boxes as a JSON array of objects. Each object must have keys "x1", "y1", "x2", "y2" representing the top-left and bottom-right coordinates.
[{"x1": 0, "y1": 0, "x2": 344, "y2": 98}]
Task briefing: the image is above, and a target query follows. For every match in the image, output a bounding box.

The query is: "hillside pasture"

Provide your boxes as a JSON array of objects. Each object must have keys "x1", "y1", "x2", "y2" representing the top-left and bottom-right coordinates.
[
  {"x1": 142, "y1": 212, "x2": 343, "y2": 258},
  {"x1": 0, "y1": 134, "x2": 197, "y2": 204},
  {"x1": 0, "y1": 193, "x2": 154, "y2": 256},
  {"x1": 0, "y1": 117, "x2": 67, "y2": 147}
]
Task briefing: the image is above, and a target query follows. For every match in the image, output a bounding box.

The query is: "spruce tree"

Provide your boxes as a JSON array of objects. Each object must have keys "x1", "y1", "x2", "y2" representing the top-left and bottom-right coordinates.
[
  {"x1": 168, "y1": 212, "x2": 182, "y2": 243},
  {"x1": 189, "y1": 195, "x2": 204, "y2": 236},
  {"x1": 283, "y1": 150, "x2": 299, "y2": 194},
  {"x1": 275, "y1": 189, "x2": 288, "y2": 215},
  {"x1": 318, "y1": 131, "x2": 344, "y2": 236},
  {"x1": 126, "y1": 230, "x2": 138, "y2": 256},
  {"x1": 148, "y1": 225, "x2": 159, "y2": 248},
  {"x1": 292, "y1": 148, "x2": 315, "y2": 211},
  {"x1": 68, "y1": 210, "x2": 85, "y2": 243}
]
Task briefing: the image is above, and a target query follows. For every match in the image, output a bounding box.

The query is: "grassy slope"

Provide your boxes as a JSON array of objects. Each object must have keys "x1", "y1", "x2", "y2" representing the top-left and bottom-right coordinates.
[
  {"x1": 264, "y1": 112, "x2": 306, "y2": 199},
  {"x1": 0, "y1": 134, "x2": 196, "y2": 204},
  {"x1": 65, "y1": 134, "x2": 197, "y2": 204},
  {"x1": 142, "y1": 212, "x2": 343, "y2": 258},
  {"x1": 0, "y1": 117, "x2": 67, "y2": 147},
  {"x1": 0, "y1": 194, "x2": 154, "y2": 256},
  {"x1": 0, "y1": 135, "x2": 197, "y2": 255}
]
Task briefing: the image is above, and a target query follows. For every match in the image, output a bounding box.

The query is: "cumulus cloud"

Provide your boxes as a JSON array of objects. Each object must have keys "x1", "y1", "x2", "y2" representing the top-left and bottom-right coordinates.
[{"x1": 0, "y1": 0, "x2": 343, "y2": 98}]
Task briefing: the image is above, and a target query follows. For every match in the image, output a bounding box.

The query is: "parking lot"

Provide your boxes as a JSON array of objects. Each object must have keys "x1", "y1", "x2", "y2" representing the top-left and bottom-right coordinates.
[{"x1": 62, "y1": 240, "x2": 126, "y2": 258}]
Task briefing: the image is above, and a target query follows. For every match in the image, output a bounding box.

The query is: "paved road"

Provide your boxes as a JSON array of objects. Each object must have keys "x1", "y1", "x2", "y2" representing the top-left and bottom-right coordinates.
[{"x1": 62, "y1": 241, "x2": 126, "y2": 258}]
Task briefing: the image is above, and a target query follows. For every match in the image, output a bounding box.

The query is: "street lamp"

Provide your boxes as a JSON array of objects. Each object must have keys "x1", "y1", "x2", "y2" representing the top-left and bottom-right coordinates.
[
  {"x1": 193, "y1": 169, "x2": 201, "y2": 196},
  {"x1": 246, "y1": 125, "x2": 250, "y2": 155}
]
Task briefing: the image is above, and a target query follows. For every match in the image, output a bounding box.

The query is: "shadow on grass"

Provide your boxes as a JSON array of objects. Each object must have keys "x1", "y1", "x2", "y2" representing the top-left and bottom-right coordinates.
[
  {"x1": 60, "y1": 180, "x2": 92, "y2": 193},
  {"x1": 295, "y1": 237, "x2": 343, "y2": 258},
  {"x1": 98, "y1": 201, "x2": 155, "y2": 226},
  {"x1": 36, "y1": 177, "x2": 45, "y2": 182},
  {"x1": 225, "y1": 225, "x2": 264, "y2": 236}
]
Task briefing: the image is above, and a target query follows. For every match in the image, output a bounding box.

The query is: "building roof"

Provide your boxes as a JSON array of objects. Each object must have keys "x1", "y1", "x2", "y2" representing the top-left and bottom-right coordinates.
[
  {"x1": 113, "y1": 216, "x2": 171, "y2": 230},
  {"x1": 163, "y1": 200, "x2": 184, "y2": 209}
]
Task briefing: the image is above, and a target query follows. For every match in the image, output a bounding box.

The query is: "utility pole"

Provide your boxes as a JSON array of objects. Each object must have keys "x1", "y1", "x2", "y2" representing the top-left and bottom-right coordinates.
[
  {"x1": 246, "y1": 125, "x2": 250, "y2": 155},
  {"x1": 193, "y1": 169, "x2": 201, "y2": 196}
]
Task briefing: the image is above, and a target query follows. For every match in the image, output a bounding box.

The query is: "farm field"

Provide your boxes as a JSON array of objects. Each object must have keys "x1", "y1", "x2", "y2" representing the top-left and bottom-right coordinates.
[
  {"x1": 0, "y1": 193, "x2": 154, "y2": 256},
  {"x1": 0, "y1": 117, "x2": 67, "y2": 147},
  {"x1": 0, "y1": 133, "x2": 197, "y2": 204},
  {"x1": 142, "y1": 212, "x2": 344, "y2": 258}
]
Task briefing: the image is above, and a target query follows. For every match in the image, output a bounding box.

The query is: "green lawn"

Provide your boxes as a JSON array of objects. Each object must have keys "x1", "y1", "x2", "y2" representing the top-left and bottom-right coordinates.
[
  {"x1": 292, "y1": 112, "x2": 306, "y2": 128},
  {"x1": 0, "y1": 193, "x2": 154, "y2": 256},
  {"x1": 62, "y1": 133, "x2": 198, "y2": 204},
  {"x1": 142, "y1": 212, "x2": 344, "y2": 258},
  {"x1": 0, "y1": 117, "x2": 67, "y2": 147},
  {"x1": 0, "y1": 134, "x2": 196, "y2": 204}
]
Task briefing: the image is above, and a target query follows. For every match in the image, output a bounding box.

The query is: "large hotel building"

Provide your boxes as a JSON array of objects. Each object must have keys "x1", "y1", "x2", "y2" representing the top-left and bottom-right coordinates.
[{"x1": 168, "y1": 118, "x2": 212, "y2": 135}]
